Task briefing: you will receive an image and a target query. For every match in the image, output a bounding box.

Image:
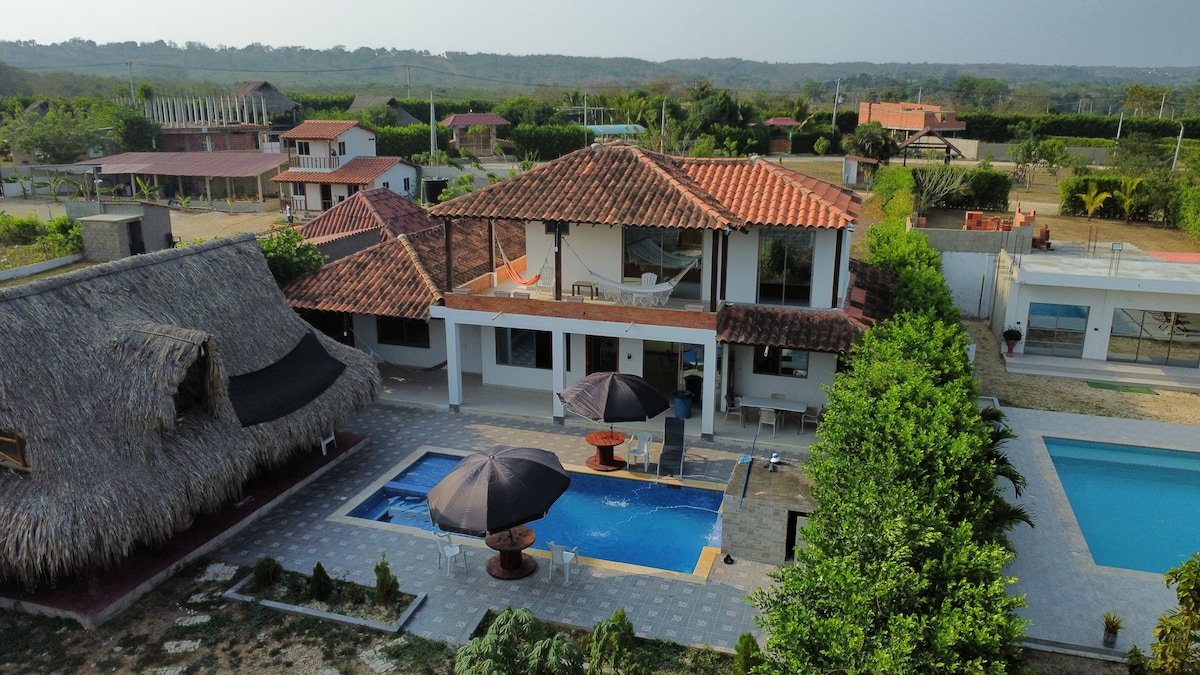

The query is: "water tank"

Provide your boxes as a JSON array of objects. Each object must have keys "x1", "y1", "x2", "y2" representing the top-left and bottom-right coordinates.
[{"x1": 422, "y1": 178, "x2": 449, "y2": 203}]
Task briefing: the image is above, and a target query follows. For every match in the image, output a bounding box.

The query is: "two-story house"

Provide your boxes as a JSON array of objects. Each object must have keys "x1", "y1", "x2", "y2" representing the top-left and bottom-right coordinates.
[
  {"x1": 272, "y1": 120, "x2": 420, "y2": 212},
  {"x1": 423, "y1": 143, "x2": 892, "y2": 438}
]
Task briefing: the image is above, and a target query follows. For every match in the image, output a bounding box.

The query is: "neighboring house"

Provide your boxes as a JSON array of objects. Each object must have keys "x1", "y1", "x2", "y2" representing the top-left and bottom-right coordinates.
[
  {"x1": 440, "y1": 113, "x2": 510, "y2": 157},
  {"x1": 85, "y1": 151, "x2": 291, "y2": 205},
  {"x1": 992, "y1": 245, "x2": 1200, "y2": 391},
  {"x1": 0, "y1": 234, "x2": 378, "y2": 591},
  {"x1": 859, "y1": 101, "x2": 966, "y2": 163},
  {"x1": 422, "y1": 142, "x2": 892, "y2": 439},
  {"x1": 272, "y1": 120, "x2": 420, "y2": 212},
  {"x1": 347, "y1": 96, "x2": 422, "y2": 126},
  {"x1": 298, "y1": 187, "x2": 437, "y2": 261},
  {"x1": 283, "y1": 219, "x2": 523, "y2": 369}
]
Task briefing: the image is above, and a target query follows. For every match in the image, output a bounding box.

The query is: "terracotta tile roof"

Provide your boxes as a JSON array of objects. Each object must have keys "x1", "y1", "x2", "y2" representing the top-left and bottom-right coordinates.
[
  {"x1": 281, "y1": 120, "x2": 372, "y2": 140},
  {"x1": 716, "y1": 260, "x2": 895, "y2": 353},
  {"x1": 763, "y1": 117, "x2": 801, "y2": 126},
  {"x1": 441, "y1": 113, "x2": 510, "y2": 127},
  {"x1": 299, "y1": 188, "x2": 434, "y2": 244},
  {"x1": 681, "y1": 157, "x2": 860, "y2": 229},
  {"x1": 283, "y1": 219, "x2": 523, "y2": 319},
  {"x1": 429, "y1": 143, "x2": 857, "y2": 230},
  {"x1": 272, "y1": 157, "x2": 412, "y2": 185}
]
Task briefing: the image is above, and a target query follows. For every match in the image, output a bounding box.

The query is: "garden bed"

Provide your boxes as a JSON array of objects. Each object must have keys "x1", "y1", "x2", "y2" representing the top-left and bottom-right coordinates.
[{"x1": 224, "y1": 568, "x2": 424, "y2": 634}]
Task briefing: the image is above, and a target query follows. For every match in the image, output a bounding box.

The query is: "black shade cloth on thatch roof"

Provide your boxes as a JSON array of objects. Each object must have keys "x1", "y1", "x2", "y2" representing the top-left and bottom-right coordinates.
[{"x1": 228, "y1": 331, "x2": 346, "y2": 427}]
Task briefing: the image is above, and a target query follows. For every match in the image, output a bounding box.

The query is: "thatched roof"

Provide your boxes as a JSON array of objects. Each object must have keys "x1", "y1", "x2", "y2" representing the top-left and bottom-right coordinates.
[
  {"x1": 231, "y1": 81, "x2": 299, "y2": 114},
  {"x1": 0, "y1": 234, "x2": 378, "y2": 588}
]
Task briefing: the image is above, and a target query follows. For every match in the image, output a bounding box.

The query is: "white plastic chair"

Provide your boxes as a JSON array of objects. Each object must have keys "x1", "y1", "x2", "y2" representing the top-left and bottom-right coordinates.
[
  {"x1": 801, "y1": 404, "x2": 825, "y2": 434},
  {"x1": 724, "y1": 396, "x2": 744, "y2": 428},
  {"x1": 640, "y1": 272, "x2": 658, "y2": 286},
  {"x1": 547, "y1": 542, "x2": 579, "y2": 584},
  {"x1": 625, "y1": 431, "x2": 652, "y2": 471},
  {"x1": 758, "y1": 409, "x2": 778, "y2": 438},
  {"x1": 434, "y1": 531, "x2": 466, "y2": 577},
  {"x1": 320, "y1": 430, "x2": 337, "y2": 456}
]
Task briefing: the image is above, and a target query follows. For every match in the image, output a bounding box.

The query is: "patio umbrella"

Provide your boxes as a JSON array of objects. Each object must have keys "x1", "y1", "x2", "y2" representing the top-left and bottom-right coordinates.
[
  {"x1": 557, "y1": 371, "x2": 671, "y2": 429},
  {"x1": 427, "y1": 446, "x2": 570, "y2": 537}
]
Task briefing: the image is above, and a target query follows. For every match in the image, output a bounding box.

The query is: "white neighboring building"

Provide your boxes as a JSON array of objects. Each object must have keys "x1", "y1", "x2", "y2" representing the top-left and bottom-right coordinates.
[
  {"x1": 273, "y1": 120, "x2": 419, "y2": 211},
  {"x1": 992, "y1": 245, "x2": 1200, "y2": 391}
]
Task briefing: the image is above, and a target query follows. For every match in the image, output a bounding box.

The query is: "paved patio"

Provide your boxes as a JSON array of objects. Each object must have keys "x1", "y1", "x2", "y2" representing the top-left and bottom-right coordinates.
[{"x1": 215, "y1": 402, "x2": 788, "y2": 649}]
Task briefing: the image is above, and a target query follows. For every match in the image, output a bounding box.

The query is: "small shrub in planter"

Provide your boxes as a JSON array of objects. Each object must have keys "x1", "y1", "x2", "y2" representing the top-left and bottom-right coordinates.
[
  {"x1": 251, "y1": 556, "x2": 284, "y2": 592},
  {"x1": 1003, "y1": 326, "x2": 1023, "y2": 342},
  {"x1": 374, "y1": 553, "x2": 400, "y2": 607},
  {"x1": 309, "y1": 562, "x2": 333, "y2": 602},
  {"x1": 733, "y1": 632, "x2": 764, "y2": 674}
]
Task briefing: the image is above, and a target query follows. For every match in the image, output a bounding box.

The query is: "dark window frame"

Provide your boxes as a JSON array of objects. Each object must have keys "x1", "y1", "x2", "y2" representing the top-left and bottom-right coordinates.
[
  {"x1": 376, "y1": 316, "x2": 431, "y2": 348},
  {"x1": 753, "y1": 346, "x2": 809, "y2": 378},
  {"x1": 495, "y1": 328, "x2": 553, "y2": 370},
  {"x1": 296, "y1": 140, "x2": 311, "y2": 156},
  {"x1": 0, "y1": 430, "x2": 29, "y2": 471}
]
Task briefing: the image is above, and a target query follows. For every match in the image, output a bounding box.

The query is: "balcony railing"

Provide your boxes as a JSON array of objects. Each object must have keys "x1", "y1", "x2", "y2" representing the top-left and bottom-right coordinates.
[{"x1": 289, "y1": 155, "x2": 340, "y2": 170}]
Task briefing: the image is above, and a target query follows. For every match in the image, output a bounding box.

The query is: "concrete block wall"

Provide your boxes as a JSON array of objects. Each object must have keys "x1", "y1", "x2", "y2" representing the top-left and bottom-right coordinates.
[
  {"x1": 721, "y1": 492, "x2": 795, "y2": 564},
  {"x1": 82, "y1": 220, "x2": 129, "y2": 262}
]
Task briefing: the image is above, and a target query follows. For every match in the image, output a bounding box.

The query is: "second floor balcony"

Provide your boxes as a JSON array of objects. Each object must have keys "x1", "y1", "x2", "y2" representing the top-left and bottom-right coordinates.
[{"x1": 289, "y1": 154, "x2": 340, "y2": 171}]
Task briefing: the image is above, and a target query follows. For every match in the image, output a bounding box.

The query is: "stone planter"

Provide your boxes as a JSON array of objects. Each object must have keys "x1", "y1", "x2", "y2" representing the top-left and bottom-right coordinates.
[
  {"x1": 1004, "y1": 339, "x2": 1018, "y2": 357},
  {"x1": 224, "y1": 574, "x2": 425, "y2": 634}
]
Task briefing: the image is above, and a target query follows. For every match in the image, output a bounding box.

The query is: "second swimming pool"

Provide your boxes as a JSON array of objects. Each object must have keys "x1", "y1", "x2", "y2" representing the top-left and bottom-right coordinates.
[
  {"x1": 347, "y1": 452, "x2": 723, "y2": 574},
  {"x1": 1046, "y1": 436, "x2": 1200, "y2": 574}
]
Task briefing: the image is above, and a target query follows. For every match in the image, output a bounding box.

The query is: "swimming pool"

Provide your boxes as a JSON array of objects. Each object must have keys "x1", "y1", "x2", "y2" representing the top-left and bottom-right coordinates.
[
  {"x1": 346, "y1": 452, "x2": 723, "y2": 574},
  {"x1": 1046, "y1": 436, "x2": 1200, "y2": 574}
]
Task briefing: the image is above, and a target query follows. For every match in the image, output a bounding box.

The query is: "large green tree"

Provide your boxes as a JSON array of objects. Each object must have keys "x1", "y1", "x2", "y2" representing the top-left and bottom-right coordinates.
[
  {"x1": 4, "y1": 105, "x2": 101, "y2": 163},
  {"x1": 258, "y1": 226, "x2": 325, "y2": 286},
  {"x1": 844, "y1": 121, "x2": 898, "y2": 168}
]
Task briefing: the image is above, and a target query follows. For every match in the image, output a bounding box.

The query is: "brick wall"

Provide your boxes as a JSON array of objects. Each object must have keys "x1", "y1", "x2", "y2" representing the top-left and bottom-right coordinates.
[{"x1": 445, "y1": 294, "x2": 717, "y2": 329}]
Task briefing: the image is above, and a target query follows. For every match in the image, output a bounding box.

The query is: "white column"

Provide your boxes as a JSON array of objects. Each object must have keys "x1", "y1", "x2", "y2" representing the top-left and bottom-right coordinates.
[
  {"x1": 552, "y1": 329, "x2": 567, "y2": 423},
  {"x1": 700, "y1": 335, "x2": 718, "y2": 439},
  {"x1": 445, "y1": 319, "x2": 463, "y2": 411}
]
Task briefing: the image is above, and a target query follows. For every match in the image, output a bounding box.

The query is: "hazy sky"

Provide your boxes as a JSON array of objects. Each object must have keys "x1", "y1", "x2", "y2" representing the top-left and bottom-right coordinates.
[{"x1": 4, "y1": 0, "x2": 1199, "y2": 67}]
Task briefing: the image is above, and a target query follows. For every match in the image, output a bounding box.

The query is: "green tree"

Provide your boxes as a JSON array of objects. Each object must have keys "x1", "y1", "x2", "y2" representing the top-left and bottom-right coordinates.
[
  {"x1": 104, "y1": 104, "x2": 163, "y2": 152},
  {"x1": 1113, "y1": 175, "x2": 1144, "y2": 223},
  {"x1": 258, "y1": 225, "x2": 325, "y2": 286},
  {"x1": 843, "y1": 122, "x2": 898, "y2": 174},
  {"x1": 456, "y1": 607, "x2": 584, "y2": 675},
  {"x1": 4, "y1": 106, "x2": 101, "y2": 163},
  {"x1": 588, "y1": 608, "x2": 637, "y2": 675},
  {"x1": 1124, "y1": 83, "x2": 1169, "y2": 116},
  {"x1": 1149, "y1": 553, "x2": 1200, "y2": 674},
  {"x1": 1076, "y1": 181, "x2": 1112, "y2": 221},
  {"x1": 1109, "y1": 132, "x2": 1172, "y2": 176}
]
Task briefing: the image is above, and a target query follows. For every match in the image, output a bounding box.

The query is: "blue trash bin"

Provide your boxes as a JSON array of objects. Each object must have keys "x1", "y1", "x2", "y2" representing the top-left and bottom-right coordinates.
[{"x1": 674, "y1": 390, "x2": 694, "y2": 419}]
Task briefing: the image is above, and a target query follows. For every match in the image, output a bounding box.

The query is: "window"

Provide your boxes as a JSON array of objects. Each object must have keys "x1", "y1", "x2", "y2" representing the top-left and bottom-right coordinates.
[
  {"x1": 753, "y1": 346, "x2": 809, "y2": 378},
  {"x1": 292, "y1": 183, "x2": 306, "y2": 196},
  {"x1": 758, "y1": 229, "x2": 814, "y2": 307},
  {"x1": 1025, "y1": 303, "x2": 1089, "y2": 358},
  {"x1": 296, "y1": 141, "x2": 310, "y2": 155},
  {"x1": 495, "y1": 328, "x2": 552, "y2": 369},
  {"x1": 337, "y1": 141, "x2": 346, "y2": 156},
  {"x1": 0, "y1": 430, "x2": 28, "y2": 471},
  {"x1": 622, "y1": 226, "x2": 702, "y2": 300},
  {"x1": 382, "y1": 181, "x2": 389, "y2": 189},
  {"x1": 1108, "y1": 309, "x2": 1199, "y2": 368},
  {"x1": 403, "y1": 177, "x2": 411, "y2": 192},
  {"x1": 376, "y1": 316, "x2": 430, "y2": 348}
]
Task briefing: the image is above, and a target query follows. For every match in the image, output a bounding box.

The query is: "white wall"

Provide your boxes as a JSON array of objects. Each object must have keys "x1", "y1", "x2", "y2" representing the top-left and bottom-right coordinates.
[
  {"x1": 528, "y1": 222, "x2": 624, "y2": 290},
  {"x1": 339, "y1": 126, "x2": 377, "y2": 161},
  {"x1": 942, "y1": 251, "x2": 999, "y2": 319},
  {"x1": 730, "y1": 345, "x2": 835, "y2": 406},
  {"x1": 373, "y1": 164, "x2": 419, "y2": 199},
  {"x1": 723, "y1": 226, "x2": 843, "y2": 308},
  {"x1": 352, "y1": 315, "x2": 448, "y2": 368}
]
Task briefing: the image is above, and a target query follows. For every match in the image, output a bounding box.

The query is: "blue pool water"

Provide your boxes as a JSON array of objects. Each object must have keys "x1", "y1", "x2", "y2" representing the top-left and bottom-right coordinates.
[
  {"x1": 1046, "y1": 437, "x2": 1200, "y2": 574},
  {"x1": 348, "y1": 453, "x2": 723, "y2": 573}
]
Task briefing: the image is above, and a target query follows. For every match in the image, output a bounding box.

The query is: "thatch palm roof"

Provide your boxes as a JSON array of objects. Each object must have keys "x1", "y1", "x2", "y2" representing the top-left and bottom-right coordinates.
[
  {"x1": 231, "y1": 81, "x2": 299, "y2": 114},
  {"x1": 0, "y1": 234, "x2": 378, "y2": 588}
]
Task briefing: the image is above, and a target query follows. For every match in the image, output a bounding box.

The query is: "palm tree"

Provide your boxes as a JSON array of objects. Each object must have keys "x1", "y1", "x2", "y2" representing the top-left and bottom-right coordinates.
[
  {"x1": 1075, "y1": 181, "x2": 1111, "y2": 221},
  {"x1": 1113, "y1": 175, "x2": 1144, "y2": 224}
]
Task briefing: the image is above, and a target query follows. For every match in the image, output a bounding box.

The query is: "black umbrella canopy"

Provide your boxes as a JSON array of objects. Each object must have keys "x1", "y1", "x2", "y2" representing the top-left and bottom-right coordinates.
[
  {"x1": 558, "y1": 372, "x2": 671, "y2": 424},
  {"x1": 427, "y1": 446, "x2": 570, "y2": 537}
]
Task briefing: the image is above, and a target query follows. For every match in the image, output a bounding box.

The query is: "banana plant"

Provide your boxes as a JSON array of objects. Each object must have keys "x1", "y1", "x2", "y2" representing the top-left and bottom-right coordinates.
[{"x1": 134, "y1": 176, "x2": 160, "y2": 201}]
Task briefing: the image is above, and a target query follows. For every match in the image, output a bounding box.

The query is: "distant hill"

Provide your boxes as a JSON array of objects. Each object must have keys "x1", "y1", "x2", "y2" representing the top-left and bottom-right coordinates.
[{"x1": 3, "y1": 39, "x2": 1199, "y2": 97}]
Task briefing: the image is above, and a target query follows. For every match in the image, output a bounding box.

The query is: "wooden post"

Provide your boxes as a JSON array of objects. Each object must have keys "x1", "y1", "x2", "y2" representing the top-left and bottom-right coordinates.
[
  {"x1": 553, "y1": 222, "x2": 563, "y2": 301},
  {"x1": 709, "y1": 230, "x2": 720, "y2": 312},
  {"x1": 444, "y1": 218, "x2": 454, "y2": 293}
]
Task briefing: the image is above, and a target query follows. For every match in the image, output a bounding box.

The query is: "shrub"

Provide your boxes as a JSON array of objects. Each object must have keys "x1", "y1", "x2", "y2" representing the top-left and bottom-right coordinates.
[
  {"x1": 733, "y1": 632, "x2": 763, "y2": 675},
  {"x1": 871, "y1": 166, "x2": 915, "y2": 205},
  {"x1": 0, "y1": 213, "x2": 48, "y2": 246},
  {"x1": 251, "y1": 557, "x2": 284, "y2": 592},
  {"x1": 376, "y1": 124, "x2": 452, "y2": 158},
  {"x1": 511, "y1": 123, "x2": 594, "y2": 160},
  {"x1": 373, "y1": 553, "x2": 400, "y2": 606},
  {"x1": 1179, "y1": 184, "x2": 1200, "y2": 244},
  {"x1": 309, "y1": 562, "x2": 333, "y2": 602}
]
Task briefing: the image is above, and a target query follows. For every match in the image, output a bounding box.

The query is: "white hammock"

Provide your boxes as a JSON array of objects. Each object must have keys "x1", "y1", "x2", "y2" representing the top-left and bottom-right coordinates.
[{"x1": 590, "y1": 258, "x2": 699, "y2": 307}]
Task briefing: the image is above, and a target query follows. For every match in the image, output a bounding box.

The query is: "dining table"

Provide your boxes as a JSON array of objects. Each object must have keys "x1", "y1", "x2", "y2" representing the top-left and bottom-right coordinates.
[{"x1": 737, "y1": 396, "x2": 807, "y2": 428}]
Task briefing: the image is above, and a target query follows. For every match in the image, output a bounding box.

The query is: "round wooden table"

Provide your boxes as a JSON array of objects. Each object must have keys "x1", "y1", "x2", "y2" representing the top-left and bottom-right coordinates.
[
  {"x1": 585, "y1": 430, "x2": 626, "y2": 471},
  {"x1": 484, "y1": 525, "x2": 538, "y2": 580}
]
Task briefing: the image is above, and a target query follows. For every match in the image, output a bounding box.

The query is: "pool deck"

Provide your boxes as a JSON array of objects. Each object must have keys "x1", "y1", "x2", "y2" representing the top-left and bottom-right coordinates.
[
  {"x1": 215, "y1": 403, "x2": 785, "y2": 649},
  {"x1": 1003, "y1": 407, "x2": 1193, "y2": 658}
]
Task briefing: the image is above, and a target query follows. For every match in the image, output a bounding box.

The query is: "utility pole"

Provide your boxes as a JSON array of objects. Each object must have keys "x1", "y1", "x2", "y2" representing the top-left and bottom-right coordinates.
[
  {"x1": 1116, "y1": 111, "x2": 1124, "y2": 139},
  {"x1": 1159, "y1": 91, "x2": 1168, "y2": 118},
  {"x1": 1173, "y1": 123, "x2": 1185, "y2": 171},
  {"x1": 127, "y1": 61, "x2": 135, "y2": 100},
  {"x1": 831, "y1": 79, "x2": 841, "y2": 134},
  {"x1": 406, "y1": 66, "x2": 411, "y2": 99}
]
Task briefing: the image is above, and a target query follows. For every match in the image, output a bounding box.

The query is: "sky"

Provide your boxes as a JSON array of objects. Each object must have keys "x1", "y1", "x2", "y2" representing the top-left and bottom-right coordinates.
[{"x1": 4, "y1": 0, "x2": 1199, "y2": 68}]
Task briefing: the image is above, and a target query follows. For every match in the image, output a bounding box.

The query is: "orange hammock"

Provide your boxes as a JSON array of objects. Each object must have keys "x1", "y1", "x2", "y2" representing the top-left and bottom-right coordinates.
[{"x1": 497, "y1": 239, "x2": 546, "y2": 287}]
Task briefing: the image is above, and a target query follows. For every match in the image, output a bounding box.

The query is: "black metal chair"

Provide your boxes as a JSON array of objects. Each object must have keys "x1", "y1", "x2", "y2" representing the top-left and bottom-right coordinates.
[{"x1": 657, "y1": 417, "x2": 685, "y2": 477}]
